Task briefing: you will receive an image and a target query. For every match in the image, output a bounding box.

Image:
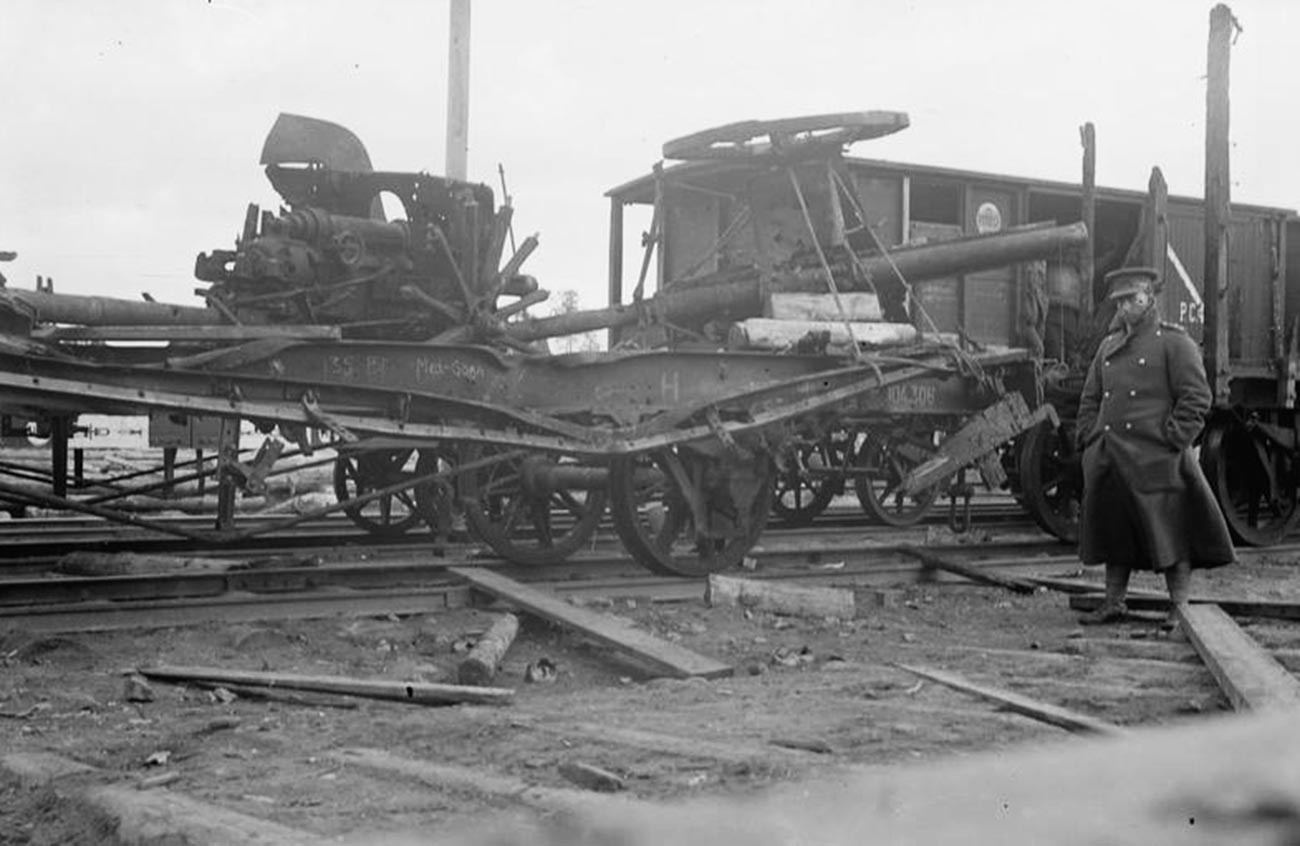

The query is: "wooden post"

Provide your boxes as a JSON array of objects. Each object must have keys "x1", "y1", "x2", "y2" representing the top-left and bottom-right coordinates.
[
  {"x1": 72, "y1": 447, "x2": 84, "y2": 488},
  {"x1": 1143, "y1": 168, "x2": 1169, "y2": 314},
  {"x1": 1204, "y1": 3, "x2": 1237, "y2": 406},
  {"x1": 162, "y1": 446, "x2": 177, "y2": 498},
  {"x1": 607, "y1": 197, "x2": 624, "y2": 348},
  {"x1": 444, "y1": 0, "x2": 471, "y2": 181},
  {"x1": 215, "y1": 418, "x2": 240, "y2": 531},
  {"x1": 1079, "y1": 122, "x2": 1096, "y2": 320},
  {"x1": 457, "y1": 612, "x2": 520, "y2": 686},
  {"x1": 50, "y1": 416, "x2": 69, "y2": 498}
]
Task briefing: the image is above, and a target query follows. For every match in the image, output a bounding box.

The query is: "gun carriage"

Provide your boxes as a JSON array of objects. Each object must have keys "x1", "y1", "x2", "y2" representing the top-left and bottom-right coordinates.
[{"x1": 0, "y1": 113, "x2": 1086, "y2": 574}]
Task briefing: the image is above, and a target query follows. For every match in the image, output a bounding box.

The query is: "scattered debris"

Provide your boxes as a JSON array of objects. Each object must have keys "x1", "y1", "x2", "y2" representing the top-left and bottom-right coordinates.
[
  {"x1": 769, "y1": 737, "x2": 833, "y2": 755},
  {"x1": 123, "y1": 674, "x2": 155, "y2": 703},
  {"x1": 557, "y1": 761, "x2": 626, "y2": 792},
  {"x1": 136, "y1": 771, "x2": 182, "y2": 790},
  {"x1": 524, "y1": 658, "x2": 557, "y2": 684}
]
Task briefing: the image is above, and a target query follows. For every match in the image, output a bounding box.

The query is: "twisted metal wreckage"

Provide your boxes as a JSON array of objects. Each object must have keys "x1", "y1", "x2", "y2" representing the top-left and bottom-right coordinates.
[{"x1": 0, "y1": 112, "x2": 1086, "y2": 575}]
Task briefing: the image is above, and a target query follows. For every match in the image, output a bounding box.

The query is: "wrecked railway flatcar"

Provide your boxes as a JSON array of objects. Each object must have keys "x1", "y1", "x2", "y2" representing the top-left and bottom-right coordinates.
[{"x1": 0, "y1": 111, "x2": 1082, "y2": 575}]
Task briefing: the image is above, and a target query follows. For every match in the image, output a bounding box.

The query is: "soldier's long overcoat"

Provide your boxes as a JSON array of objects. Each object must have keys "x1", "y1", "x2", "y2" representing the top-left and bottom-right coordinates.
[{"x1": 1075, "y1": 308, "x2": 1235, "y2": 570}]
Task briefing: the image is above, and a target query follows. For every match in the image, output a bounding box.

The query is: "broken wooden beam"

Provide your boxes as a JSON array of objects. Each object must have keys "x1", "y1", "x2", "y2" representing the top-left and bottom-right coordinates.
[
  {"x1": 448, "y1": 566, "x2": 732, "y2": 679},
  {"x1": 893, "y1": 663, "x2": 1127, "y2": 736},
  {"x1": 706, "y1": 573, "x2": 855, "y2": 619},
  {"x1": 1069, "y1": 592, "x2": 1300, "y2": 623},
  {"x1": 140, "y1": 665, "x2": 513, "y2": 706},
  {"x1": 1175, "y1": 603, "x2": 1300, "y2": 712},
  {"x1": 897, "y1": 545, "x2": 1036, "y2": 593},
  {"x1": 457, "y1": 612, "x2": 519, "y2": 686}
]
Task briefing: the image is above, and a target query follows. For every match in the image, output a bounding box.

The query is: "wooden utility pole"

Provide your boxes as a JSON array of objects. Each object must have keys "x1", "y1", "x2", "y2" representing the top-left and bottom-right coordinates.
[
  {"x1": 445, "y1": 0, "x2": 471, "y2": 180},
  {"x1": 1079, "y1": 123, "x2": 1096, "y2": 320},
  {"x1": 1204, "y1": 4, "x2": 1237, "y2": 406}
]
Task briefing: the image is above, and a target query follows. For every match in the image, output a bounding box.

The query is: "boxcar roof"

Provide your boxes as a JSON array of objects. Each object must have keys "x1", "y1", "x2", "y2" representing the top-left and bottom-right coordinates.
[{"x1": 605, "y1": 155, "x2": 1298, "y2": 219}]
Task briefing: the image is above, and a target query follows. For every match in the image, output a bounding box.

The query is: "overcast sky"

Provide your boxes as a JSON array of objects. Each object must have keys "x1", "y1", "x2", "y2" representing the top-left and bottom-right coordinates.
[{"x1": 3, "y1": 0, "x2": 1296, "y2": 312}]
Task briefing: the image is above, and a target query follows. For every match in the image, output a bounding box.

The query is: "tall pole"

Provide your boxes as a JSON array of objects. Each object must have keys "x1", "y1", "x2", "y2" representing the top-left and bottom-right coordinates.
[
  {"x1": 446, "y1": 0, "x2": 471, "y2": 180},
  {"x1": 1204, "y1": 4, "x2": 1237, "y2": 406},
  {"x1": 1079, "y1": 122, "x2": 1096, "y2": 321}
]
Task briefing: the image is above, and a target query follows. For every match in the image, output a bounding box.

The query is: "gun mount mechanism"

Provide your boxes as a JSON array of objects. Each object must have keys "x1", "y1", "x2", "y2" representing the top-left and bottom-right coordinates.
[{"x1": 194, "y1": 114, "x2": 539, "y2": 342}]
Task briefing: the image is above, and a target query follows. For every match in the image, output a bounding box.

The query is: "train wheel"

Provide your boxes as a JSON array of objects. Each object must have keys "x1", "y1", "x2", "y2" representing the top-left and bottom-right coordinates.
[
  {"x1": 1201, "y1": 418, "x2": 1300, "y2": 546},
  {"x1": 457, "y1": 445, "x2": 608, "y2": 564},
  {"x1": 412, "y1": 445, "x2": 461, "y2": 537},
  {"x1": 609, "y1": 444, "x2": 774, "y2": 577},
  {"x1": 852, "y1": 429, "x2": 940, "y2": 527},
  {"x1": 1017, "y1": 421, "x2": 1081, "y2": 544},
  {"x1": 771, "y1": 436, "x2": 843, "y2": 526},
  {"x1": 333, "y1": 448, "x2": 429, "y2": 537}
]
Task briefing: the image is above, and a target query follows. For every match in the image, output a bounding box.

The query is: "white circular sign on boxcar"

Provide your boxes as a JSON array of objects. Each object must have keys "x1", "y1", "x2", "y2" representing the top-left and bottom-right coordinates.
[{"x1": 975, "y1": 201, "x2": 1003, "y2": 233}]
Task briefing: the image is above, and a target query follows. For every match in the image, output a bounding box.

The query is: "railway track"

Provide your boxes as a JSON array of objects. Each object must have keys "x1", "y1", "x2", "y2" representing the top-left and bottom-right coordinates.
[{"x1": 0, "y1": 496, "x2": 1036, "y2": 563}]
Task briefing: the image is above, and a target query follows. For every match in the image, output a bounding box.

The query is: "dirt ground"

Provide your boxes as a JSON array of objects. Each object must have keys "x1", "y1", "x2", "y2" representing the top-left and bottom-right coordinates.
[{"x1": 2, "y1": 553, "x2": 1299, "y2": 843}]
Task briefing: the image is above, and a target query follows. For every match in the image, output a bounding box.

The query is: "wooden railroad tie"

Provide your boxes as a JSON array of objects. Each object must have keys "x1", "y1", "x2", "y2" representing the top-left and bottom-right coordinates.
[{"x1": 447, "y1": 566, "x2": 733, "y2": 680}]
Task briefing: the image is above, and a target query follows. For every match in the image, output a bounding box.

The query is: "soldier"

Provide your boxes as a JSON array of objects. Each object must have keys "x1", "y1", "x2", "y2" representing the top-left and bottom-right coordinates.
[{"x1": 1074, "y1": 266, "x2": 1235, "y2": 623}]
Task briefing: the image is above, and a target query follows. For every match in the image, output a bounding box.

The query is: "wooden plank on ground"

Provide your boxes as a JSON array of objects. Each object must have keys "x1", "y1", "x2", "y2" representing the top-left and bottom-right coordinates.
[
  {"x1": 330, "y1": 748, "x2": 639, "y2": 814},
  {"x1": 1175, "y1": 603, "x2": 1300, "y2": 712},
  {"x1": 448, "y1": 566, "x2": 732, "y2": 679},
  {"x1": 1069, "y1": 592, "x2": 1300, "y2": 623},
  {"x1": 140, "y1": 664, "x2": 513, "y2": 706},
  {"x1": 528, "y1": 722, "x2": 816, "y2": 765},
  {"x1": 894, "y1": 663, "x2": 1127, "y2": 736},
  {"x1": 898, "y1": 545, "x2": 1035, "y2": 593}
]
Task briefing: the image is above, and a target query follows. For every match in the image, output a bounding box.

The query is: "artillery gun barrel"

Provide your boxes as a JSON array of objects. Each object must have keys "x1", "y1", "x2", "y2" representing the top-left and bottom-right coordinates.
[
  {"x1": 4, "y1": 290, "x2": 223, "y2": 327},
  {"x1": 506, "y1": 221, "x2": 1088, "y2": 343}
]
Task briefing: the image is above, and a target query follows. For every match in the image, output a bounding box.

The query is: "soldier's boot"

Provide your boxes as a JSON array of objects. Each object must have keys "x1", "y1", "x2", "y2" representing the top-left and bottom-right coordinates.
[
  {"x1": 1079, "y1": 564, "x2": 1130, "y2": 624},
  {"x1": 1163, "y1": 560, "x2": 1192, "y2": 627}
]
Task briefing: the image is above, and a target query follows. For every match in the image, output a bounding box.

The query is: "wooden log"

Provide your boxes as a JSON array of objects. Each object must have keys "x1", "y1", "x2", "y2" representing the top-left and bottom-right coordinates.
[
  {"x1": 457, "y1": 612, "x2": 519, "y2": 686},
  {"x1": 896, "y1": 545, "x2": 1036, "y2": 593},
  {"x1": 449, "y1": 566, "x2": 732, "y2": 679},
  {"x1": 140, "y1": 664, "x2": 513, "y2": 706},
  {"x1": 893, "y1": 663, "x2": 1127, "y2": 736},
  {"x1": 765, "y1": 292, "x2": 882, "y2": 321},
  {"x1": 706, "y1": 573, "x2": 855, "y2": 619},
  {"x1": 1175, "y1": 603, "x2": 1300, "y2": 712},
  {"x1": 728, "y1": 318, "x2": 918, "y2": 350}
]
